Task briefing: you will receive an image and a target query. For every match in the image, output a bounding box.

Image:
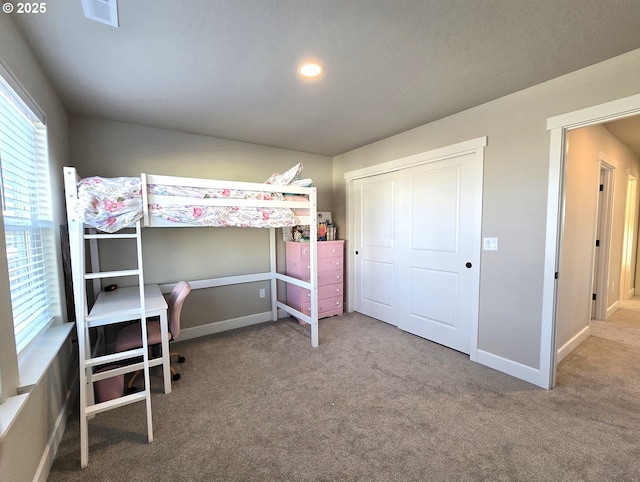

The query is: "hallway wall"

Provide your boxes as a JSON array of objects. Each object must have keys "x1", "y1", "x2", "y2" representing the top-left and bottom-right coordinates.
[{"x1": 556, "y1": 123, "x2": 640, "y2": 361}]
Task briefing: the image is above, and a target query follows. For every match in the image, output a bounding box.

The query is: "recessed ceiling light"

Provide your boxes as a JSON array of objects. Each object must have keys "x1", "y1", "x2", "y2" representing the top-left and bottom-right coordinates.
[{"x1": 298, "y1": 63, "x2": 324, "y2": 78}]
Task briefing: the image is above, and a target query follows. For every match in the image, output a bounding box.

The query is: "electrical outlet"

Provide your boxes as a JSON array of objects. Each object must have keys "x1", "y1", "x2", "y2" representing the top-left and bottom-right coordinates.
[{"x1": 259, "y1": 288, "x2": 266, "y2": 298}]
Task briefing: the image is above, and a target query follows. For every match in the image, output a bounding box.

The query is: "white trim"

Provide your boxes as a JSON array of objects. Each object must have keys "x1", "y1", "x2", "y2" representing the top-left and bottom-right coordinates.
[
  {"x1": 344, "y1": 136, "x2": 487, "y2": 181},
  {"x1": 540, "y1": 128, "x2": 565, "y2": 389},
  {"x1": 474, "y1": 350, "x2": 541, "y2": 386},
  {"x1": 547, "y1": 94, "x2": 640, "y2": 130},
  {"x1": 34, "y1": 368, "x2": 79, "y2": 482},
  {"x1": 344, "y1": 176, "x2": 353, "y2": 315},
  {"x1": 606, "y1": 300, "x2": 620, "y2": 319},
  {"x1": 543, "y1": 93, "x2": 640, "y2": 389},
  {"x1": 555, "y1": 325, "x2": 590, "y2": 364},
  {"x1": 178, "y1": 311, "x2": 287, "y2": 342},
  {"x1": 620, "y1": 173, "x2": 638, "y2": 301},
  {"x1": 0, "y1": 61, "x2": 46, "y2": 124},
  {"x1": 592, "y1": 158, "x2": 616, "y2": 321}
]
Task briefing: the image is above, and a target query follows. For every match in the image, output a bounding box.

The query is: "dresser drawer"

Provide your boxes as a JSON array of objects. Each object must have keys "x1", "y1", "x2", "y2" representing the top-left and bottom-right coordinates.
[
  {"x1": 286, "y1": 241, "x2": 344, "y2": 260},
  {"x1": 318, "y1": 257, "x2": 342, "y2": 272},
  {"x1": 318, "y1": 242, "x2": 344, "y2": 259},
  {"x1": 288, "y1": 262, "x2": 344, "y2": 280},
  {"x1": 288, "y1": 283, "x2": 342, "y2": 303},
  {"x1": 301, "y1": 296, "x2": 343, "y2": 316},
  {"x1": 319, "y1": 283, "x2": 342, "y2": 299},
  {"x1": 318, "y1": 270, "x2": 342, "y2": 285}
]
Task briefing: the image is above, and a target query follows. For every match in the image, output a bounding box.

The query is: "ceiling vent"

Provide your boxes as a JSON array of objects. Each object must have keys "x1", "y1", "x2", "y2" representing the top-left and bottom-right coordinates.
[{"x1": 81, "y1": 0, "x2": 119, "y2": 28}]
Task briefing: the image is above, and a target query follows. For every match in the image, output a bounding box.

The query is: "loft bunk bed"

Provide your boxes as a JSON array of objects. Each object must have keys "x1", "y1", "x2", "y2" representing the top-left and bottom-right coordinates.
[
  {"x1": 65, "y1": 162, "x2": 320, "y2": 340},
  {"x1": 63, "y1": 163, "x2": 318, "y2": 467}
]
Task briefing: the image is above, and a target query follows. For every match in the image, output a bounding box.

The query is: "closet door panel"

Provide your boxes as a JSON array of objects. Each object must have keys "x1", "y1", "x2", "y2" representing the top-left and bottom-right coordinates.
[
  {"x1": 354, "y1": 173, "x2": 398, "y2": 326},
  {"x1": 397, "y1": 153, "x2": 482, "y2": 354}
]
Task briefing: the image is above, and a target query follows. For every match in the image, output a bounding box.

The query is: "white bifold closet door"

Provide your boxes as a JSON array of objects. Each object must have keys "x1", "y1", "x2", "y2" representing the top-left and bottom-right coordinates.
[{"x1": 354, "y1": 151, "x2": 482, "y2": 354}]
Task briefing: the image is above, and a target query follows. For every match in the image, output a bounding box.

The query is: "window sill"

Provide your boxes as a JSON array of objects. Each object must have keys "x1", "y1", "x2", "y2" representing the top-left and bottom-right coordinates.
[
  {"x1": 17, "y1": 322, "x2": 74, "y2": 394},
  {"x1": 0, "y1": 323, "x2": 73, "y2": 441},
  {"x1": 0, "y1": 392, "x2": 28, "y2": 441}
]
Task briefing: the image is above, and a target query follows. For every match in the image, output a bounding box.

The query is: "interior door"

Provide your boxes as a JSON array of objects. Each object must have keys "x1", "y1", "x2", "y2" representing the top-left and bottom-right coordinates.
[
  {"x1": 396, "y1": 153, "x2": 482, "y2": 354},
  {"x1": 353, "y1": 172, "x2": 398, "y2": 325},
  {"x1": 592, "y1": 168, "x2": 604, "y2": 318}
]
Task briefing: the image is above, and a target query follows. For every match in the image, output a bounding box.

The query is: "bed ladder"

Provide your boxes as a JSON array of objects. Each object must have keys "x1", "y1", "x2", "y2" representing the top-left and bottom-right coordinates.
[{"x1": 69, "y1": 219, "x2": 154, "y2": 468}]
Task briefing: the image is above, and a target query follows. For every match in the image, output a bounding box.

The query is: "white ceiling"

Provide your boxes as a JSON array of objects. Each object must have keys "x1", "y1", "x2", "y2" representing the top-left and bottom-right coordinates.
[{"x1": 11, "y1": 0, "x2": 640, "y2": 156}]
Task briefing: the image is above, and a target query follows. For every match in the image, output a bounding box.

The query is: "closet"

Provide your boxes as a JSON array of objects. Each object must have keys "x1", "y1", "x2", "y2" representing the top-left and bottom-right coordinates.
[{"x1": 346, "y1": 139, "x2": 485, "y2": 355}]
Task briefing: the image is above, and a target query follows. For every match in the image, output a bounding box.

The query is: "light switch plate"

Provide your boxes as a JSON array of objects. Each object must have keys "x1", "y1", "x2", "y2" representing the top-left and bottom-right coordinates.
[{"x1": 483, "y1": 237, "x2": 498, "y2": 251}]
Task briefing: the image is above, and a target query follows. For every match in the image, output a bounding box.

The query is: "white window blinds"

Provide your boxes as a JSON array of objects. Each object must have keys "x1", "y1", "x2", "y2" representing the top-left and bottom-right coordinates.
[{"x1": 0, "y1": 71, "x2": 59, "y2": 354}]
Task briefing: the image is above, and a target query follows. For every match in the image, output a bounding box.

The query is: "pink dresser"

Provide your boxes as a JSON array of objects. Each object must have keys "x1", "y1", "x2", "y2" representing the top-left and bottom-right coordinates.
[{"x1": 286, "y1": 240, "x2": 344, "y2": 320}]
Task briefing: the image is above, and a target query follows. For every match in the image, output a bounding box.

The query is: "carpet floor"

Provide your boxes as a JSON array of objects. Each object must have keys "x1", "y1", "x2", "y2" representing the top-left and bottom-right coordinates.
[{"x1": 47, "y1": 309, "x2": 640, "y2": 481}]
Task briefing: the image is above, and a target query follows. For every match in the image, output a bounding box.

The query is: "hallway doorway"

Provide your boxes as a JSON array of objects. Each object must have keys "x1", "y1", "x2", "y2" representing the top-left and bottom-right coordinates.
[{"x1": 543, "y1": 94, "x2": 640, "y2": 389}]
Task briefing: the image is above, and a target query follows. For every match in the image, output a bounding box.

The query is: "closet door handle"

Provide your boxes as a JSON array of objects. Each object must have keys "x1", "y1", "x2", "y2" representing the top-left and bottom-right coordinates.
[
  {"x1": 465, "y1": 262, "x2": 472, "y2": 269},
  {"x1": 355, "y1": 250, "x2": 359, "y2": 255}
]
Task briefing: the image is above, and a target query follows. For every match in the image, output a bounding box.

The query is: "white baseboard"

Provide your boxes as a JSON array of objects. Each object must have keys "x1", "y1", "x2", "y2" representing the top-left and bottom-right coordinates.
[
  {"x1": 555, "y1": 325, "x2": 590, "y2": 364},
  {"x1": 34, "y1": 368, "x2": 79, "y2": 482},
  {"x1": 178, "y1": 311, "x2": 284, "y2": 342},
  {"x1": 475, "y1": 349, "x2": 546, "y2": 388},
  {"x1": 606, "y1": 300, "x2": 619, "y2": 319}
]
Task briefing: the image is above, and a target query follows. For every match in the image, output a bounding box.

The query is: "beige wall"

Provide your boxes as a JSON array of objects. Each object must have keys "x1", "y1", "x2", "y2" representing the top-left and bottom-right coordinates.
[
  {"x1": 333, "y1": 49, "x2": 640, "y2": 371},
  {"x1": 557, "y1": 124, "x2": 640, "y2": 350},
  {"x1": 0, "y1": 14, "x2": 75, "y2": 482},
  {"x1": 69, "y1": 116, "x2": 334, "y2": 328}
]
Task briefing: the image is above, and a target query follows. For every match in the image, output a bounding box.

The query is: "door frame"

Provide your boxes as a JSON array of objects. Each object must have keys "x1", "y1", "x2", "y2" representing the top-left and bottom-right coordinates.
[
  {"x1": 543, "y1": 93, "x2": 640, "y2": 389},
  {"x1": 592, "y1": 159, "x2": 615, "y2": 321},
  {"x1": 620, "y1": 172, "x2": 638, "y2": 300},
  {"x1": 344, "y1": 136, "x2": 487, "y2": 360}
]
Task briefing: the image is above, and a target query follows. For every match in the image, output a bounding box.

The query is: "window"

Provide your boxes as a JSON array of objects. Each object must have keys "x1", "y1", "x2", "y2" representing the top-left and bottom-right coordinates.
[{"x1": 0, "y1": 71, "x2": 59, "y2": 354}]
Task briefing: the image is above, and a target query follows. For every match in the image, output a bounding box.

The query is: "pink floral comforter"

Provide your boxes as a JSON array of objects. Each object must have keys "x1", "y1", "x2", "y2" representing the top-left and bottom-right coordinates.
[
  {"x1": 75, "y1": 176, "x2": 144, "y2": 233},
  {"x1": 75, "y1": 164, "x2": 307, "y2": 233}
]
